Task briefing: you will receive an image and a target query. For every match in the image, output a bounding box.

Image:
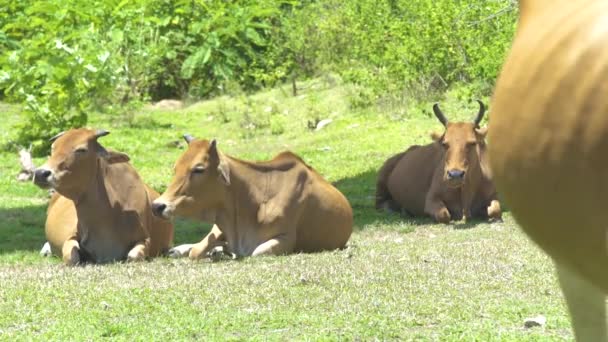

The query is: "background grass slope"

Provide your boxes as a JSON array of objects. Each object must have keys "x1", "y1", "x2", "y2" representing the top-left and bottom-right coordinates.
[{"x1": 0, "y1": 79, "x2": 571, "y2": 340}]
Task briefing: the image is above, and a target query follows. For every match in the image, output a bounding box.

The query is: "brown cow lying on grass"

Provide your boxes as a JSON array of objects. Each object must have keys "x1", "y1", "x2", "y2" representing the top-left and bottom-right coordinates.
[
  {"x1": 152, "y1": 136, "x2": 353, "y2": 259},
  {"x1": 376, "y1": 101, "x2": 501, "y2": 223},
  {"x1": 490, "y1": 0, "x2": 608, "y2": 340},
  {"x1": 33, "y1": 128, "x2": 174, "y2": 265}
]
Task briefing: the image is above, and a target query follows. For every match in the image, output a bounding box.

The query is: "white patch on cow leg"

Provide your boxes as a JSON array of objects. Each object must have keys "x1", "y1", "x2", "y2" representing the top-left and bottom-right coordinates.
[
  {"x1": 39, "y1": 242, "x2": 52, "y2": 257},
  {"x1": 167, "y1": 244, "x2": 194, "y2": 258},
  {"x1": 127, "y1": 244, "x2": 146, "y2": 262},
  {"x1": 252, "y1": 236, "x2": 293, "y2": 257},
  {"x1": 556, "y1": 262, "x2": 608, "y2": 341}
]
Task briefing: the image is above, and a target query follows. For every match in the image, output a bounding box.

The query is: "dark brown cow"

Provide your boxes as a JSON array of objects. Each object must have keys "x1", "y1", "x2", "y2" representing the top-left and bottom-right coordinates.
[
  {"x1": 376, "y1": 101, "x2": 501, "y2": 223},
  {"x1": 490, "y1": 0, "x2": 608, "y2": 339},
  {"x1": 33, "y1": 128, "x2": 174, "y2": 265},
  {"x1": 152, "y1": 137, "x2": 353, "y2": 259}
]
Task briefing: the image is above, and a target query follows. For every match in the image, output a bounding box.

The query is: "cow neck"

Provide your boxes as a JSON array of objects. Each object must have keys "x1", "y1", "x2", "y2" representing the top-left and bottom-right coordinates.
[
  {"x1": 215, "y1": 157, "x2": 271, "y2": 234},
  {"x1": 477, "y1": 143, "x2": 491, "y2": 178},
  {"x1": 73, "y1": 157, "x2": 112, "y2": 218}
]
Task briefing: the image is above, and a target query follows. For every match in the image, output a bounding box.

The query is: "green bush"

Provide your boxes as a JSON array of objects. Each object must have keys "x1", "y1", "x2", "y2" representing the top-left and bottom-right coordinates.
[
  {"x1": 0, "y1": 0, "x2": 517, "y2": 154},
  {"x1": 286, "y1": 0, "x2": 517, "y2": 99}
]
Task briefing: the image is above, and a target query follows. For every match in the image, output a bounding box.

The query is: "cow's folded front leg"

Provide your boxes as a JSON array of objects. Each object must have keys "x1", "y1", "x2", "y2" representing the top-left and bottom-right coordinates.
[
  {"x1": 167, "y1": 244, "x2": 195, "y2": 258},
  {"x1": 189, "y1": 224, "x2": 226, "y2": 260},
  {"x1": 425, "y1": 197, "x2": 451, "y2": 224},
  {"x1": 62, "y1": 238, "x2": 81, "y2": 266},
  {"x1": 127, "y1": 238, "x2": 150, "y2": 262},
  {"x1": 252, "y1": 234, "x2": 295, "y2": 256}
]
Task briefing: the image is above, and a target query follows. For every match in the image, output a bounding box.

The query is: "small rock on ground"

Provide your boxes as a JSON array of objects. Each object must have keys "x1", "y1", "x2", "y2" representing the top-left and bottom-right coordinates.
[{"x1": 524, "y1": 315, "x2": 546, "y2": 328}]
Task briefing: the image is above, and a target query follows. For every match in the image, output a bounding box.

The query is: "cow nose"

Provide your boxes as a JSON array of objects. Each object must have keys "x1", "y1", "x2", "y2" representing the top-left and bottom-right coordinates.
[
  {"x1": 447, "y1": 169, "x2": 465, "y2": 179},
  {"x1": 151, "y1": 202, "x2": 167, "y2": 217},
  {"x1": 34, "y1": 168, "x2": 52, "y2": 181}
]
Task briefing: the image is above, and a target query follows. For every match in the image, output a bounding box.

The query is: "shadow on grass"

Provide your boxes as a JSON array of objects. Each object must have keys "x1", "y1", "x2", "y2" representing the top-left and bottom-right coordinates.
[
  {"x1": 333, "y1": 168, "x2": 507, "y2": 231},
  {"x1": 0, "y1": 202, "x2": 214, "y2": 254},
  {"x1": 0, "y1": 204, "x2": 48, "y2": 254}
]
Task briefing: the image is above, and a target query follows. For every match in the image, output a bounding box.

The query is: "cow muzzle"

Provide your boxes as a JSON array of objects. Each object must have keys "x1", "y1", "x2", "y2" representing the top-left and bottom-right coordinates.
[
  {"x1": 33, "y1": 167, "x2": 54, "y2": 189},
  {"x1": 446, "y1": 169, "x2": 465, "y2": 187},
  {"x1": 152, "y1": 200, "x2": 173, "y2": 219}
]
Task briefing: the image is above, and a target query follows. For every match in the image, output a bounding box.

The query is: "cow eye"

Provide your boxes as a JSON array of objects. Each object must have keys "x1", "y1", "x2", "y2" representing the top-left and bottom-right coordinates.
[
  {"x1": 74, "y1": 147, "x2": 88, "y2": 154},
  {"x1": 442, "y1": 142, "x2": 449, "y2": 149},
  {"x1": 192, "y1": 166, "x2": 206, "y2": 174},
  {"x1": 467, "y1": 141, "x2": 477, "y2": 147}
]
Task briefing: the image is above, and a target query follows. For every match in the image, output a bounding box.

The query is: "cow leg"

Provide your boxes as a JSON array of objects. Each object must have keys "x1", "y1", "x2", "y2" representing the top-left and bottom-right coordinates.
[
  {"x1": 252, "y1": 234, "x2": 295, "y2": 256},
  {"x1": 424, "y1": 197, "x2": 451, "y2": 224},
  {"x1": 167, "y1": 244, "x2": 195, "y2": 258},
  {"x1": 189, "y1": 224, "x2": 226, "y2": 260},
  {"x1": 487, "y1": 200, "x2": 502, "y2": 222},
  {"x1": 461, "y1": 189, "x2": 476, "y2": 222},
  {"x1": 127, "y1": 239, "x2": 149, "y2": 262},
  {"x1": 62, "y1": 238, "x2": 81, "y2": 266},
  {"x1": 556, "y1": 262, "x2": 608, "y2": 340}
]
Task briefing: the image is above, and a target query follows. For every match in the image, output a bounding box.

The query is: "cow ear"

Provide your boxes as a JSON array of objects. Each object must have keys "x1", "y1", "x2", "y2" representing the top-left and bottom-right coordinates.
[
  {"x1": 475, "y1": 126, "x2": 488, "y2": 138},
  {"x1": 430, "y1": 131, "x2": 443, "y2": 142},
  {"x1": 208, "y1": 139, "x2": 219, "y2": 159},
  {"x1": 97, "y1": 145, "x2": 130, "y2": 163},
  {"x1": 104, "y1": 151, "x2": 130, "y2": 164},
  {"x1": 209, "y1": 139, "x2": 230, "y2": 185},
  {"x1": 218, "y1": 158, "x2": 230, "y2": 185}
]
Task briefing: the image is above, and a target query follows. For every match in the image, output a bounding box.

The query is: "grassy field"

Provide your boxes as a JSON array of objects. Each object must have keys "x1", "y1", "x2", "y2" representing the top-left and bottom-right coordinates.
[{"x1": 0, "y1": 79, "x2": 572, "y2": 340}]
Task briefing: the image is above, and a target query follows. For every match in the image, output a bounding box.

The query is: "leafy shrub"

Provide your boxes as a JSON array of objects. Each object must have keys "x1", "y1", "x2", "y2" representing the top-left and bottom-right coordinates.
[{"x1": 0, "y1": 0, "x2": 518, "y2": 153}]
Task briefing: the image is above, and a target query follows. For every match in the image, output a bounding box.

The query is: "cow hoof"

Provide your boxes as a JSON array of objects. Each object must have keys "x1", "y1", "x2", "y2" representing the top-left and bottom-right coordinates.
[
  {"x1": 39, "y1": 242, "x2": 52, "y2": 257},
  {"x1": 63, "y1": 249, "x2": 80, "y2": 266},
  {"x1": 489, "y1": 217, "x2": 504, "y2": 223},
  {"x1": 207, "y1": 246, "x2": 226, "y2": 262}
]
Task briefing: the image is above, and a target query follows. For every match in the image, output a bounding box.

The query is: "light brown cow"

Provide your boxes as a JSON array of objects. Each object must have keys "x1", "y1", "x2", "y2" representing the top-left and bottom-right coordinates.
[
  {"x1": 151, "y1": 136, "x2": 353, "y2": 259},
  {"x1": 489, "y1": 0, "x2": 608, "y2": 340},
  {"x1": 33, "y1": 128, "x2": 174, "y2": 265},
  {"x1": 376, "y1": 101, "x2": 501, "y2": 223}
]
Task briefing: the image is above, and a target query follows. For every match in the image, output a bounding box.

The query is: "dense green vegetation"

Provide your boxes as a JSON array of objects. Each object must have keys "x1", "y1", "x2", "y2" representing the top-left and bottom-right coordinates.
[
  {"x1": 0, "y1": 80, "x2": 572, "y2": 340},
  {"x1": 0, "y1": 0, "x2": 517, "y2": 153}
]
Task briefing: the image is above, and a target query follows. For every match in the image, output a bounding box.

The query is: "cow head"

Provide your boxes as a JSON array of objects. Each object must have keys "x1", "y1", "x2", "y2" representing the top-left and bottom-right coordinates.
[
  {"x1": 430, "y1": 101, "x2": 488, "y2": 187},
  {"x1": 152, "y1": 135, "x2": 230, "y2": 220},
  {"x1": 33, "y1": 128, "x2": 129, "y2": 199}
]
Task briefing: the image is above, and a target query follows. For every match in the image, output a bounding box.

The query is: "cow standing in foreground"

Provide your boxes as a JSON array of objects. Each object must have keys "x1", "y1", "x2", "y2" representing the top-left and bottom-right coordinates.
[
  {"x1": 152, "y1": 136, "x2": 353, "y2": 259},
  {"x1": 375, "y1": 101, "x2": 501, "y2": 223},
  {"x1": 489, "y1": 0, "x2": 608, "y2": 340},
  {"x1": 33, "y1": 128, "x2": 174, "y2": 265}
]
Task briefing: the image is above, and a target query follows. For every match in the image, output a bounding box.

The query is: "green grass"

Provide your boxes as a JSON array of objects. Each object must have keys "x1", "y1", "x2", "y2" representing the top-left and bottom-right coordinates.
[{"x1": 0, "y1": 79, "x2": 571, "y2": 340}]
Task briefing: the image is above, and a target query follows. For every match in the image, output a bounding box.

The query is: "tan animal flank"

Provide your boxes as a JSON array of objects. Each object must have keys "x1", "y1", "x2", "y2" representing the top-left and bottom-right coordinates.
[
  {"x1": 34, "y1": 128, "x2": 173, "y2": 265},
  {"x1": 376, "y1": 101, "x2": 501, "y2": 223},
  {"x1": 489, "y1": 0, "x2": 608, "y2": 340},
  {"x1": 152, "y1": 136, "x2": 353, "y2": 259}
]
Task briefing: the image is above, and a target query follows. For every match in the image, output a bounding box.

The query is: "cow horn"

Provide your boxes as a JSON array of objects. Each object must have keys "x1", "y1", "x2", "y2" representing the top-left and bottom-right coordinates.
[
  {"x1": 183, "y1": 134, "x2": 195, "y2": 144},
  {"x1": 432, "y1": 103, "x2": 448, "y2": 127},
  {"x1": 473, "y1": 100, "x2": 486, "y2": 127},
  {"x1": 95, "y1": 129, "x2": 110, "y2": 138},
  {"x1": 49, "y1": 131, "x2": 65, "y2": 142}
]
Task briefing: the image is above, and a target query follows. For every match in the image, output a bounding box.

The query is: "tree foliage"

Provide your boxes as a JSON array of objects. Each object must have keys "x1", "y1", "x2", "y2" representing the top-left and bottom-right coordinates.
[{"x1": 0, "y1": 0, "x2": 517, "y2": 154}]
